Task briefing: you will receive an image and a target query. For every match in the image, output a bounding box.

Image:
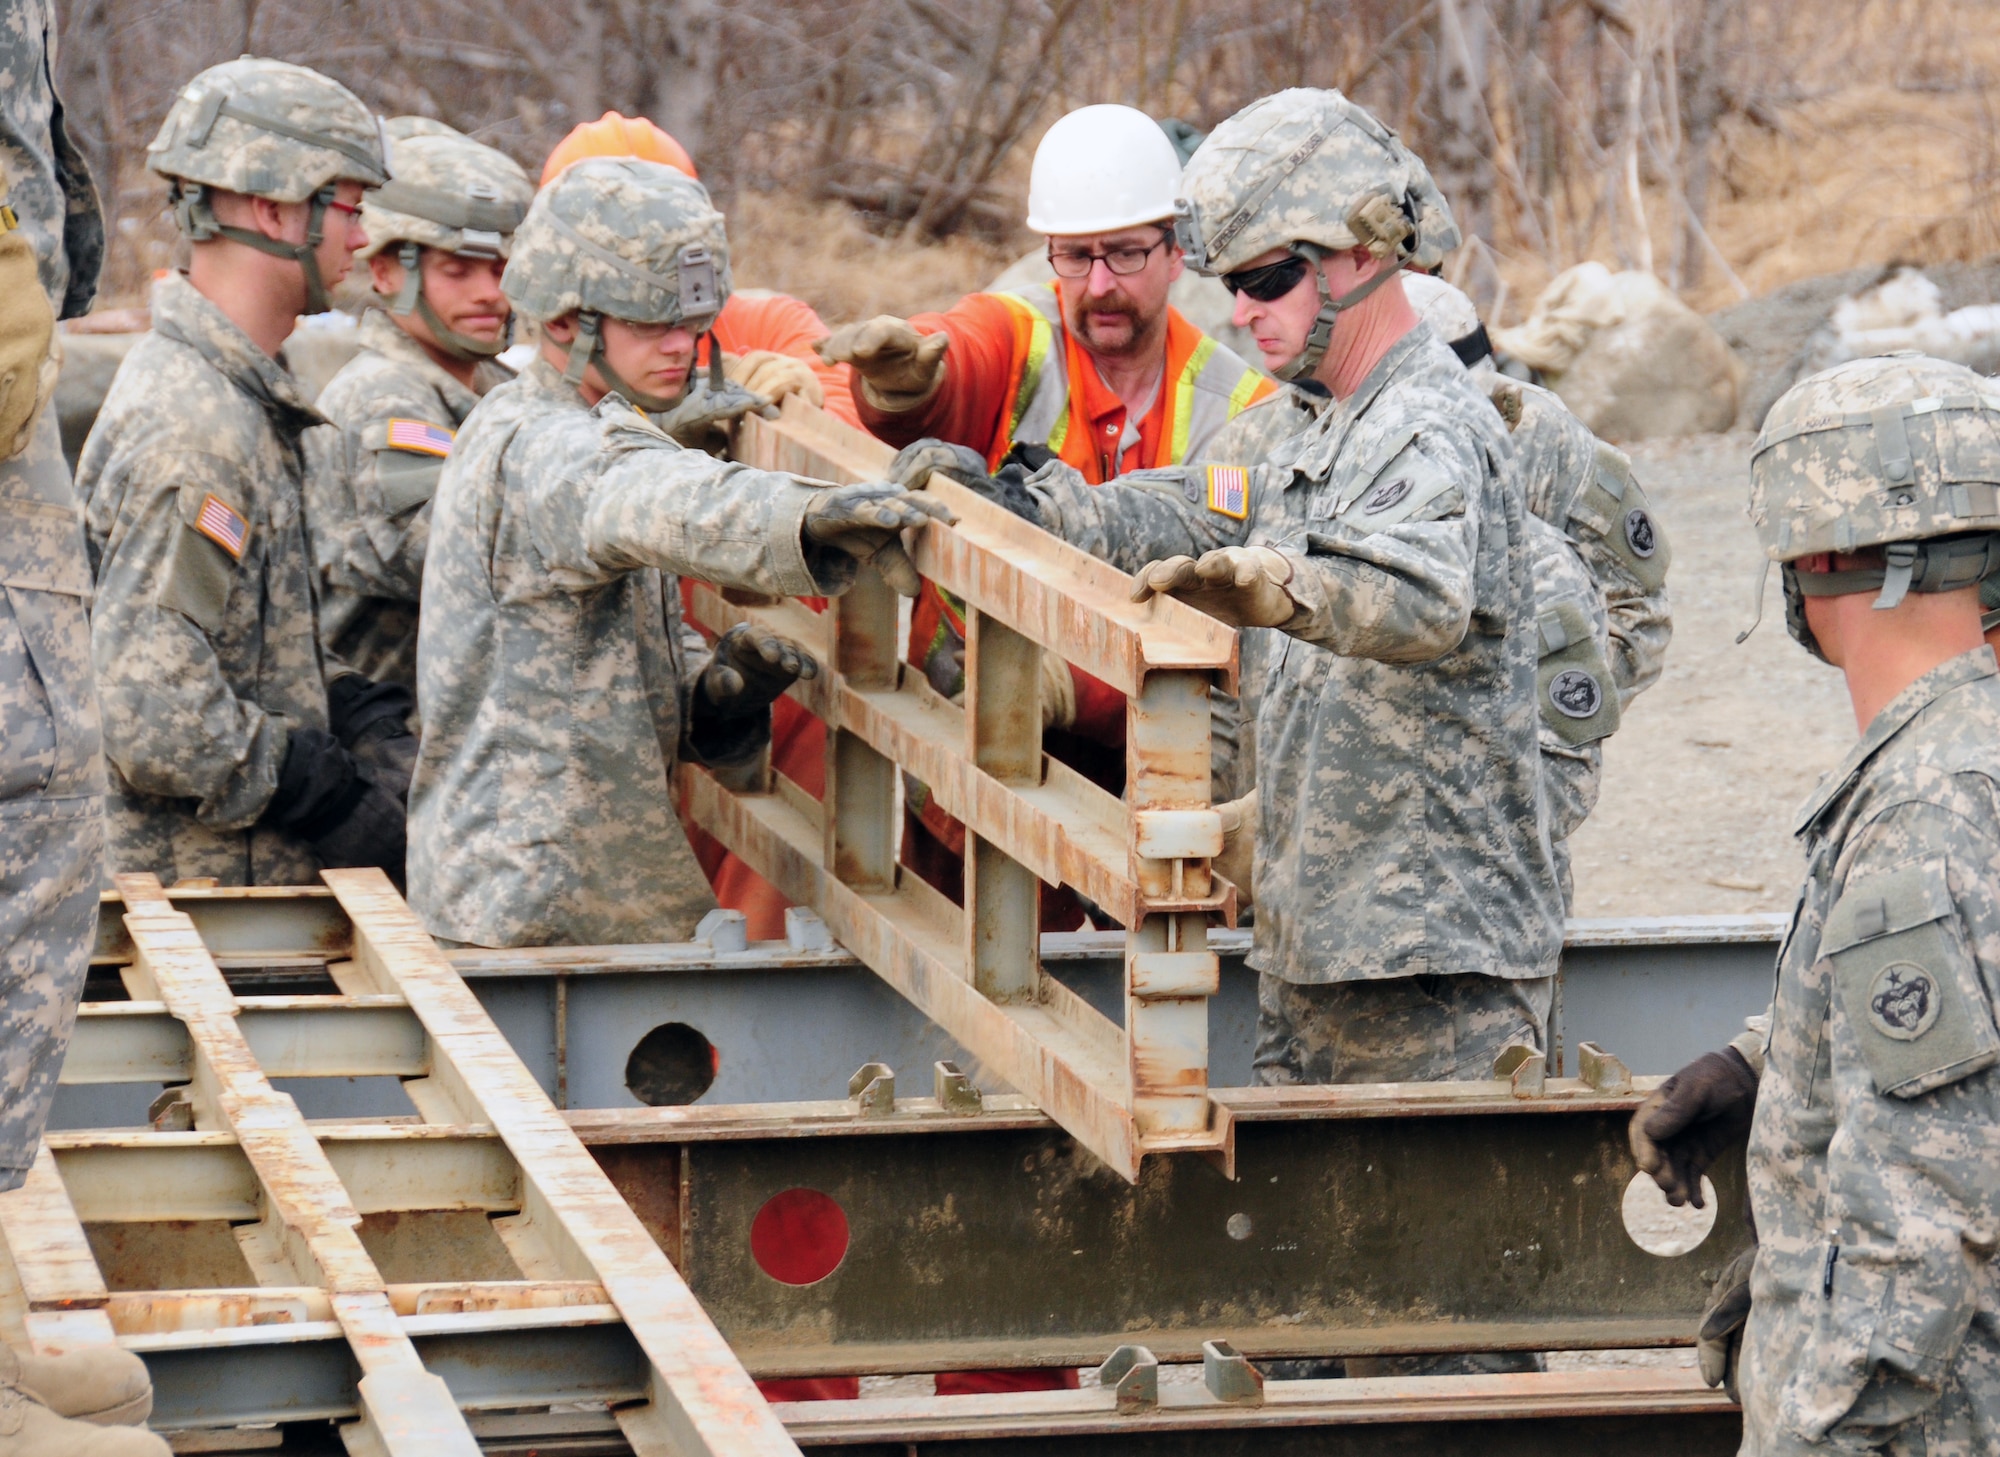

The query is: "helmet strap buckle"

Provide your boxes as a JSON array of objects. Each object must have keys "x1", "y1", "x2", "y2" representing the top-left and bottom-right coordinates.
[
  {"x1": 389, "y1": 241, "x2": 423, "y2": 315},
  {"x1": 562, "y1": 311, "x2": 602, "y2": 387},
  {"x1": 1874, "y1": 541, "x2": 1918, "y2": 610}
]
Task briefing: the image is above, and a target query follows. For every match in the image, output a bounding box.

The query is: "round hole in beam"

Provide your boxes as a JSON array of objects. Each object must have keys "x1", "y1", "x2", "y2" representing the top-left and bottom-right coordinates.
[
  {"x1": 750, "y1": 1188, "x2": 851, "y2": 1285},
  {"x1": 1620, "y1": 1171, "x2": 1718, "y2": 1257},
  {"x1": 624, "y1": 1022, "x2": 718, "y2": 1106}
]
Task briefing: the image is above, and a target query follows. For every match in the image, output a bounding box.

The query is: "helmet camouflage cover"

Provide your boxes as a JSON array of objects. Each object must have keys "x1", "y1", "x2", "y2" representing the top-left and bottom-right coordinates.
[
  {"x1": 502, "y1": 157, "x2": 730, "y2": 328},
  {"x1": 1749, "y1": 353, "x2": 2000, "y2": 648},
  {"x1": 147, "y1": 56, "x2": 388, "y2": 202},
  {"x1": 361, "y1": 127, "x2": 533, "y2": 261},
  {"x1": 1174, "y1": 87, "x2": 1460, "y2": 277}
]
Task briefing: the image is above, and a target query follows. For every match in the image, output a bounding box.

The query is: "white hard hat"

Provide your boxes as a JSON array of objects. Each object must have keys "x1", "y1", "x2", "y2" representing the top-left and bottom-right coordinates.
[{"x1": 1025, "y1": 104, "x2": 1182, "y2": 236}]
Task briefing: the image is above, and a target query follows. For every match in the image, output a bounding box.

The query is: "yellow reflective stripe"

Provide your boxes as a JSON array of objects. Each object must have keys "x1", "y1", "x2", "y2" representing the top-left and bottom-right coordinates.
[
  {"x1": 1226, "y1": 367, "x2": 1266, "y2": 418},
  {"x1": 1171, "y1": 336, "x2": 1220, "y2": 463},
  {"x1": 1002, "y1": 295, "x2": 1055, "y2": 441},
  {"x1": 1047, "y1": 397, "x2": 1071, "y2": 454}
]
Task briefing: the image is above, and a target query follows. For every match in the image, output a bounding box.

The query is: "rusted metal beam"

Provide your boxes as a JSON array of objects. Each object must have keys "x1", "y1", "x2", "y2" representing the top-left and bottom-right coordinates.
[
  {"x1": 320, "y1": 868, "x2": 802, "y2": 1457},
  {"x1": 113, "y1": 872, "x2": 480, "y2": 1456}
]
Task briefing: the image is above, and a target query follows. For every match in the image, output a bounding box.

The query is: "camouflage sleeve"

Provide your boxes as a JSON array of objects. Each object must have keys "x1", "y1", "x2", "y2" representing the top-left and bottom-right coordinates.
[
  {"x1": 89, "y1": 462, "x2": 287, "y2": 826},
  {"x1": 1530, "y1": 516, "x2": 1617, "y2": 840},
  {"x1": 518, "y1": 396, "x2": 821, "y2": 597},
  {"x1": 1027, "y1": 459, "x2": 1252, "y2": 572},
  {"x1": 1567, "y1": 445, "x2": 1672, "y2": 707},
  {"x1": 1788, "y1": 794, "x2": 2000, "y2": 1448},
  {"x1": 318, "y1": 381, "x2": 445, "y2": 603},
  {"x1": 1279, "y1": 435, "x2": 1479, "y2": 664}
]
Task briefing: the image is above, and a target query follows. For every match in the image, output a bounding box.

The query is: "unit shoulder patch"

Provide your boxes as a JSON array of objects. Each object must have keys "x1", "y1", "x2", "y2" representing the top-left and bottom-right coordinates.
[
  {"x1": 385, "y1": 418, "x2": 456, "y2": 457},
  {"x1": 191, "y1": 493, "x2": 249, "y2": 561},
  {"x1": 1206, "y1": 464, "x2": 1249, "y2": 519}
]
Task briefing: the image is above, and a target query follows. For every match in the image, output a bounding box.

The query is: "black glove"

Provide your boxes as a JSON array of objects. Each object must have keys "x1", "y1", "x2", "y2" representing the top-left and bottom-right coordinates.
[
  {"x1": 1697, "y1": 1243, "x2": 1755, "y2": 1402},
  {"x1": 687, "y1": 623, "x2": 818, "y2": 764},
  {"x1": 888, "y1": 436, "x2": 1042, "y2": 526},
  {"x1": 1629, "y1": 1046, "x2": 1759, "y2": 1208},
  {"x1": 801, "y1": 483, "x2": 955, "y2": 596},
  {"x1": 326, "y1": 675, "x2": 417, "y2": 798},
  {"x1": 265, "y1": 727, "x2": 407, "y2": 874}
]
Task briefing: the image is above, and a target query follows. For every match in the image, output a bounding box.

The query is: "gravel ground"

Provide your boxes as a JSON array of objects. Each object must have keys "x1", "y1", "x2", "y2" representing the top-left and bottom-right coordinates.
[{"x1": 1566, "y1": 430, "x2": 1856, "y2": 918}]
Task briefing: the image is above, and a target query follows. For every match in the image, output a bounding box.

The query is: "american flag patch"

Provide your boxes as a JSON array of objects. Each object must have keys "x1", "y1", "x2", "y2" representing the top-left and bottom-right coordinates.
[
  {"x1": 192, "y1": 493, "x2": 249, "y2": 560},
  {"x1": 1206, "y1": 465, "x2": 1249, "y2": 519},
  {"x1": 385, "y1": 418, "x2": 456, "y2": 457}
]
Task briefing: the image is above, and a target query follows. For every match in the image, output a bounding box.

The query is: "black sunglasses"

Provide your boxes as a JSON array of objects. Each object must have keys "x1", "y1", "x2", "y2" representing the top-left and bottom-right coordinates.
[{"x1": 1221, "y1": 254, "x2": 1312, "y2": 302}]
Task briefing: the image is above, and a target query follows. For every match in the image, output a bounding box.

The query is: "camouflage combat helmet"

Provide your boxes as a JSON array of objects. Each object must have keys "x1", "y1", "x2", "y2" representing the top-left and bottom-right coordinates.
[
  {"x1": 1173, "y1": 88, "x2": 1460, "y2": 383},
  {"x1": 1748, "y1": 352, "x2": 2000, "y2": 658},
  {"x1": 147, "y1": 57, "x2": 388, "y2": 314},
  {"x1": 362, "y1": 124, "x2": 533, "y2": 359},
  {"x1": 502, "y1": 157, "x2": 731, "y2": 410}
]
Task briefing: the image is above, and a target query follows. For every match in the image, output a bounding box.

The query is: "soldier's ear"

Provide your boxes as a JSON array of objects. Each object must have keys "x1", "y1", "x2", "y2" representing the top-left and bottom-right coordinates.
[{"x1": 542, "y1": 312, "x2": 579, "y2": 344}]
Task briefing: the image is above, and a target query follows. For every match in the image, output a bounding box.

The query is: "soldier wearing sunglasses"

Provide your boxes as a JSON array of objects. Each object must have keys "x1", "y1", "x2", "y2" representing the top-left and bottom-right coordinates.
[{"x1": 926, "y1": 92, "x2": 1567, "y2": 1214}]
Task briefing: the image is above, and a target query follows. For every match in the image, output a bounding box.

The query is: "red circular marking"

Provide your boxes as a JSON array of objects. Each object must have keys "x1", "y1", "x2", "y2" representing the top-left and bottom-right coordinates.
[{"x1": 750, "y1": 1188, "x2": 850, "y2": 1285}]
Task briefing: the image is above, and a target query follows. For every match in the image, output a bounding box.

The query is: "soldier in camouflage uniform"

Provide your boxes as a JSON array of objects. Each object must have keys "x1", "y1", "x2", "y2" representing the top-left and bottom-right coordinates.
[
  {"x1": 0, "y1": 8, "x2": 174, "y2": 1451},
  {"x1": 76, "y1": 58, "x2": 411, "y2": 887},
  {"x1": 934, "y1": 90, "x2": 1562, "y2": 1088},
  {"x1": 309, "y1": 122, "x2": 533, "y2": 700},
  {"x1": 409, "y1": 158, "x2": 949, "y2": 948},
  {"x1": 1404, "y1": 271, "x2": 1672, "y2": 711},
  {"x1": 1632, "y1": 353, "x2": 2000, "y2": 1451}
]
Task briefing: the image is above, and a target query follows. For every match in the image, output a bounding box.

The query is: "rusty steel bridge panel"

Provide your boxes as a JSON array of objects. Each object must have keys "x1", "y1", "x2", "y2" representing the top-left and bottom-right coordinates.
[{"x1": 678, "y1": 397, "x2": 1243, "y2": 1180}]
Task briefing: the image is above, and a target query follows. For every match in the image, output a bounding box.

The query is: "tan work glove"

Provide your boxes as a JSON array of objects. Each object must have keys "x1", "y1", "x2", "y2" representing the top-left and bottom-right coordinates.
[
  {"x1": 815, "y1": 315, "x2": 948, "y2": 412},
  {"x1": 723, "y1": 349, "x2": 825, "y2": 408},
  {"x1": 1129, "y1": 547, "x2": 1302, "y2": 629},
  {"x1": 1214, "y1": 789, "x2": 1256, "y2": 904},
  {"x1": 0, "y1": 208, "x2": 55, "y2": 459},
  {"x1": 1697, "y1": 1244, "x2": 1754, "y2": 1402},
  {"x1": 1038, "y1": 649, "x2": 1076, "y2": 730}
]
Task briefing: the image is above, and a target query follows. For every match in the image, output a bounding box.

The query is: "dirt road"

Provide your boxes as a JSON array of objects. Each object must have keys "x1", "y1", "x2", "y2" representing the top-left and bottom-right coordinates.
[{"x1": 1566, "y1": 431, "x2": 1856, "y2": 918}]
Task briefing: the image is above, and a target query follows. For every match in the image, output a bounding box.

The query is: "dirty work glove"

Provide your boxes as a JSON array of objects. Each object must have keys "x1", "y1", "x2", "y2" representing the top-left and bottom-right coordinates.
[
  {"x1": 1629, "y1": 1045, "x2": 1759, "y2": 1208},
  {"x1": 887, "y1": 436, "x2": 1044, "y2": 526},
  {"x1": 326, "y1": 675, "x2": 417, "y2": 800},
  {"x1": 803, "y1": 483, "x2": 956, "y2": 597},
  {"x1": 653, "y1": 377, "x2": 770, "y2": 450},
  {"x1": 264, "y1": 727, "x2": 408, "y2": 874},
  {"x1": 1129, "y1": 547, "x2": 1303, "y2": 629},
  {"x1": 0, "y1": 205, "x2": 52, "y2": 460},
  {"x1": 1214, "y1": 788, "x2": 1257, "y2": 903},
  {"x1": 688, "y1": 622, "x2": 818, "y2": 765},
  {"x1": 723, "y1": 349, "x2": 824, "y2": 408},
  {"x1": 1697, "y1": 1243, "x2": 1755, "y2": 1401},
  {"x1": 815, "y1": 316, "x2": 949, "y2": 411}
]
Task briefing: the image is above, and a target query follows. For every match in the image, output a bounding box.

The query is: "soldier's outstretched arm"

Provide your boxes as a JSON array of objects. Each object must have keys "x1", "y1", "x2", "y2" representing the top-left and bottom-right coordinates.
[
  {"x1": 90, "y1": 474, "x2": 289, "y2": 827},
  {"x1": 1795, "y1": 799, "x2": 2000, "y2": 1448},
  {"x1": 1026, "y1": 458, "x2": 1252, "y2": 571},
  {"x1": 518, "y1": 400, "x2": 945, "y2": 599}
]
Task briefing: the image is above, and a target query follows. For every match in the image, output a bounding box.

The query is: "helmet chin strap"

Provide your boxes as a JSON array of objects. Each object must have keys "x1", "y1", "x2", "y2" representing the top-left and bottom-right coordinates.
[
  {"x1": 385, "y1": 241, "x2": 507, "y2": 361},
  {"x1": 176, "y1": 182, "x2": 338, "y2": 315},
  {"x1": 1273, "y1": 243, "x2": 1406, "y2": 385},
  {"x1": 559, "y1": 310, "x2": 692, "y2": 414}
]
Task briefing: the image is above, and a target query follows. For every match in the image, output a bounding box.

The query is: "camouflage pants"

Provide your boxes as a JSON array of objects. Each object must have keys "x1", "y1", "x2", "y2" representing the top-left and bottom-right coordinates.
[
  {"x1": 1251, "y1": 970, "x2": 1554, "y2": 1086},
  {"x1": 0, "y1": 411, "x2": 108, "y2": 1191},
  {"x1": 1252, "y1": 969, "x2": 1552, "y2": 1380},
  {"x1": 0, "y1": 799, "x2": 101, "y2": 1189}
]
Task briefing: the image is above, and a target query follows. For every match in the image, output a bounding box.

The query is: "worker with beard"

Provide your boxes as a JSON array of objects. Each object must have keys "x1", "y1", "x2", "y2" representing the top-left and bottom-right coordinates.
[{"x1": 818, "y1": 104, "x2": 1275, "y2": 926}]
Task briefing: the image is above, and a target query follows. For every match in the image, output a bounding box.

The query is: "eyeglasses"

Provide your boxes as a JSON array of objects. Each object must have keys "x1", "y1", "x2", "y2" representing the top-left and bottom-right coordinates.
[
  {"x1": 323, "y1": 198, "x2": 363, "y2": 219},
  {"x1": 1047, "y1": 234, "x2": 1170, "y2": 279},
  {"x1": 615, "y1": 315, "x2": 715, "y2": 341},
  {"x1": 1221, "y1": 254, "x2": 1312, "y2": 303}
]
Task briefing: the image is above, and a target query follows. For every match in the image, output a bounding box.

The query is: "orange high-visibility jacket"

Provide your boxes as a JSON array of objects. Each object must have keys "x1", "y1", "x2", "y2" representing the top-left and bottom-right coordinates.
[
  {"x1": 702, "y1": 289, "x2": 860, "y2": 428},
  {"x1": 865, "y1": 284, "x2": 1275, "y2": 745}
]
